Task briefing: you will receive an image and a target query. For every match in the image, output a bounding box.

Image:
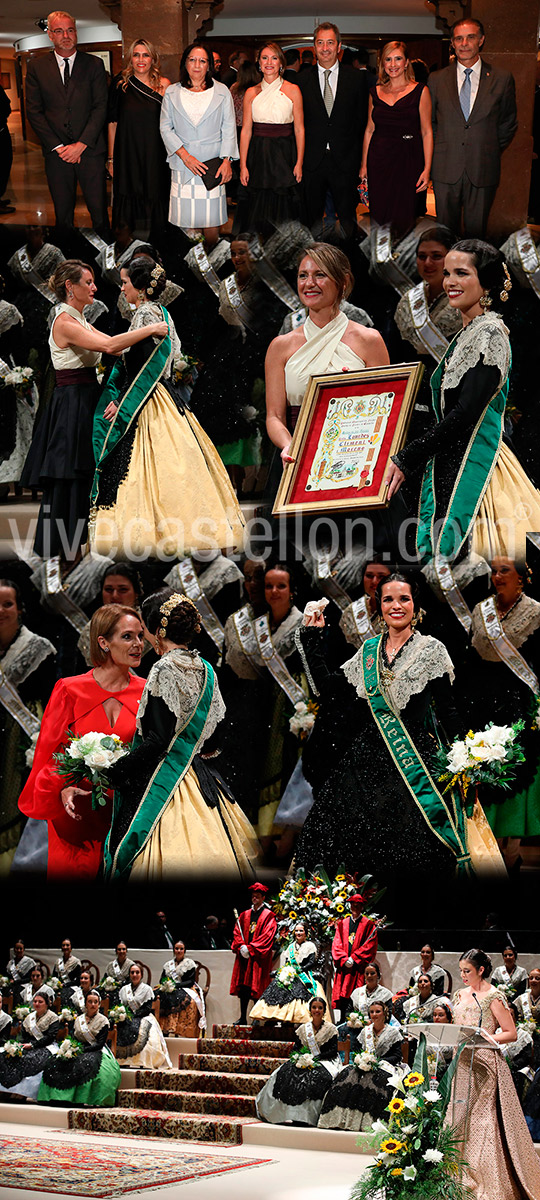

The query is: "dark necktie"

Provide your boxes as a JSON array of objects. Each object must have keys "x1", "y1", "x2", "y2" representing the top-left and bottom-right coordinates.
[{"x1": 64, "y1": 59, "x2": 71, "y2": 89}]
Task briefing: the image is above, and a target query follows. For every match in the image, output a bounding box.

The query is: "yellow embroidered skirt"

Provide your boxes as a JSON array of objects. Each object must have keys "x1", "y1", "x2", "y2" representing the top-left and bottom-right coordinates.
[
  {"x1": 91, "y1": 383, "x2": 245, "y2": 557},
  {"x1": 128, "y1": 764, "x2": 261, "y2": 882},
  {"x1": 472, "y1": 442, "x2": 540, "y2": 561}
]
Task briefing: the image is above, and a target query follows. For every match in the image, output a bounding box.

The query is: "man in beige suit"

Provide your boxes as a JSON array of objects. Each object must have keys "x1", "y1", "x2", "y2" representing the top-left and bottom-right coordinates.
[{"x1": 429, "y1": 18, "x2": 517, "y2": 236}]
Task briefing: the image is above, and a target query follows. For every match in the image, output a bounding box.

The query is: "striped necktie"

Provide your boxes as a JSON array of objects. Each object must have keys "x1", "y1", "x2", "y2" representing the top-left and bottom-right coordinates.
[{"x1": 323, "y1": 69, "x2": 334, "y2": 116}]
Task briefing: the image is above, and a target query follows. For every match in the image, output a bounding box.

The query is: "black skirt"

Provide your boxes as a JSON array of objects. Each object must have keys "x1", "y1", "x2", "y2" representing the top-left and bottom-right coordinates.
[{"x1": 234, "y1": 130, "x2": 301, "y2": 234}]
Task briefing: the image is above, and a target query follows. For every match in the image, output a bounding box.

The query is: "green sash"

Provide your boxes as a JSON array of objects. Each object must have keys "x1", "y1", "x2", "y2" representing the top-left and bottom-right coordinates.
[
  {"x1": 361, "y1": 637, "x2": 471, "y2": 871},
  {"x1": 286, "y1": 943, "x2": 317, "y2": 995},
  {"x1": 416, "y1": 338, "x2": 509, "y2": 563},
  {"x1": 104, "y1": 660, "x2": 215, "y2": 881},
  {"x1": 90, "y1": 309, "x2": 172, "y2": 510}
]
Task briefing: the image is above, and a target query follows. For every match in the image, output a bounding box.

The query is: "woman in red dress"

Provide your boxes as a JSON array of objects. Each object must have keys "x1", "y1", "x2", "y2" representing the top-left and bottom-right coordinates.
[{"x1": 19, "y1": 604, "x2": 144, "y2": 880}]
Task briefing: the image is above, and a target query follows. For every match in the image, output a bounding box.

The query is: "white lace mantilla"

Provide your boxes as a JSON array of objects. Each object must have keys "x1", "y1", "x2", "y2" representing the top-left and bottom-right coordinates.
[
  {"x1": 342, "y1": 632, "x2": 454, "y2": 710},
  {"x1": 361, "y1": 1023, "x2": 401, "y2": 1057},
  {"x1": 0, "y1": 301, "x2": 23, "y2": 335},
  {"x1": 165, "y1": 553, "x2": 242, "y2": 600},
  {"x1": 442, "y1": 313, "x2": 510, "y2": 396},
  {"x1": 127, "y1": 301, "x2": 183, "y2": 377},
  {"x1": 293, "y1": 941, "x2": 317, "y2": 964},
  {"x1": 30, "y1": 552, "x2": 113, "y2": 608},
  {"x1": 163, "y1": 956, "x2": 197, "y2": 980},
  {"x1": 422, "y1": 551, "x2": 490, "y2": 598},
  {"x1": 0, "y1": 624, "x2": 56, "y2": 686},
  {"x1": 225, "y1": 605, "x2": 303, "y2": 680},
  {"x1": 74, "y1": 1012, "x2": 109, "y2": 1042},
  {"x1": 119, "y1": 982, "x2": 153, "y2": 1011},
  {"x1": 471, "y1": 593, "x2": 540, "y2": 660},
  {"x1": 394, "y1": 287, "x2": 462, "y2": 353},
  {"x1": 137, "y1": 646, "x2": 225, "y2": 737},
  {"x1": 297, "y1": 1020, "x2": 337, "y2": 1050}
]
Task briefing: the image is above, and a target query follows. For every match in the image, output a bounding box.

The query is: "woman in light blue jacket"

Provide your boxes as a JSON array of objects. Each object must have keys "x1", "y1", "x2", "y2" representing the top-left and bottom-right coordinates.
[{"x1": 160, "y1": 42, "x2": 238, "y2": 247}]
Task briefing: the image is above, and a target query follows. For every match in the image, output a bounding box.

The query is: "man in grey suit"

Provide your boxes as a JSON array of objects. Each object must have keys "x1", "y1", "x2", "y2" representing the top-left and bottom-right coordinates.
[
  {"x1": 429, "y1": 18, "x2": 517, "y2": 237},
  {"x1": 25, "y1": 10, "x2": 109, "y2": 235}
]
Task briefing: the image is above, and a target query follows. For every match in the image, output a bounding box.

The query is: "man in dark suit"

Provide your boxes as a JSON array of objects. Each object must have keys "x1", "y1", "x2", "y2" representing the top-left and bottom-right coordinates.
[
  {"x1": 25, "y1": 10, "x2": 109, "y2": 235},
  {"x1": 283, "y1": 48, "x2": 300, "y2": 85},
  {"x1": 429, "y1": 18, "x2": 517, "y2": 237},
  {"x1": 297, "y1": 22, "x2": 370, "y2": 239}
]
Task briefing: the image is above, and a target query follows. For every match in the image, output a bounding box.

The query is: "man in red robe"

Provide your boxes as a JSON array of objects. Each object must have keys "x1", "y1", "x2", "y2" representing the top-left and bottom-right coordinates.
[
  {"x1": 331, "y1": 893, "x2": 378, "y2": 1017},
  {"x1": 230, "y1": 883, "x2": 277, "y2": 1024}
]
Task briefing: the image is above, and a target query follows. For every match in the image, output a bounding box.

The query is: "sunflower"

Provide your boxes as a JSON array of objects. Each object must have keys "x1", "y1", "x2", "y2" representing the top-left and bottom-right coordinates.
[
  {"x1": 289, "y1": 911, "x2": 297, "y2": 920},
  {"x1": 404, "y1": 1072, "x2": 424, "y2": 1087},
  {"x1": 335, "y1": 874, "x2": 346, "y2": 881},
  {"x1": 335, "y1": 904, "x2": 344, "y2": 913},
  {"x1": 380, "y1": 1139, "x2": 403, "y2": 1155},
  {"x1": 387, "y1": 1097, "x2": 405, "y2": 1115}
]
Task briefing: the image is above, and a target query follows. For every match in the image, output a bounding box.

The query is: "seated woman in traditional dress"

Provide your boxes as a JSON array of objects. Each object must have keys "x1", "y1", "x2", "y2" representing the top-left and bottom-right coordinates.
[
  {"x1": 318, "y1": 1000, "x2": 403, "y2": 1131},
  {"x1": 407, "y1": 941, "x2": 446, "y2": 996},
  {"x1": 395, "y1": 972, "x2": 440, "y2": 1028},
  {"x1": 515, "y1": 967, "x2": 540, "y2": 1069},
  {"x1": 91, "y1": 255, "x2": 245, "y2": 560},
  {"x1": 0, "y1": 577, "x2": 56, "y2": 869},
  {"x1": 295, "y1": 572, "x2": 502, "y2": 883},
  {"x1": 70, "y1": 969, "x2": 95, "y2": 1014},
  {"x1": 466, "y1": 558, "x2": 540, "y2": 872},
  {"x1": 5, "y1": 941, "x2": 36, "y2": 1004},
  {"x1": 427, "y1": 999, "x2": 454, "y2": 1082},
  {"x1": 39, "y1": 990, "x2": 121, "y2": 1107},
  {"x1": 19, "y1": 966, "x2": 45, "y2": 1008},
  {"x1": 99, "y1": 942, "x2": 135, "y2": 1005},
  {"x1": 116, "y1": 963, "x2": 172, "y2": 1069},
  {"x1": 450, "y1": 948, "x2": 540, "y2": 1200},
  {"x1": 256, "y1": 996, "x2": 341, "y2": 1126},
  {"x1": 250, "y1": 921, "x2": 326, "y2": 1028},
  {"x1": 104, "y1": 590, "x2": 259, "y2": 882},
  {"x1": 0, "y1": 987, "x2": 60, "y2": 1100},
  {"x1": 338, "y1": 961, "x2": 394, "y2": 1055},
  {"x1": 18, "y1": 605, "x2": 145, "y2": 881},
  {"x1": 386, "y1": 241, "x2": 540, "y2": 571},
  {"x1": 157, "y1": 940, "x2": 204, "y2": 1036},
  {"x1": 51, "y1": 939, "x2": 82, "y2": 1005},
  {"x1": 235, "y1": 42, "x2": 304, "y2": 234},
  {"x1": 0, "y1": 994, "x2": 12, "y2": 1045},
  {"x1": 492, "y1": 945, "x2": 529, "y2": 1001}
]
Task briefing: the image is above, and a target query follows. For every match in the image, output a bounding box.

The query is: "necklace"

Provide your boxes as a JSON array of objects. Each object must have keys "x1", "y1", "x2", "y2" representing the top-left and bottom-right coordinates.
[{"x1": 496, "y1": 592, "x2": 523, "y2": 620}]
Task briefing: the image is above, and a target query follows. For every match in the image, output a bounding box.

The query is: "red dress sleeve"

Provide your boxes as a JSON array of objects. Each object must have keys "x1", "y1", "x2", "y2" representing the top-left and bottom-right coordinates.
[
  {"x1": 351, "y1": 917, "x2": 378, "y2": 966},
  {"x1": 18, "y1": 679, "x2": 75, "y2": 821},
  {"x1": 332, "y1": 919, "x2": 348, "y2": 967}
]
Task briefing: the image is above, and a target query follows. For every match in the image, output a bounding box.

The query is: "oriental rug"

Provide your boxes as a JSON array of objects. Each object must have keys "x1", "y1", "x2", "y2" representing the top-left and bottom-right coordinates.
[{"x1": 0, "y1": 1133, "x2": 271, "y2": 1197}]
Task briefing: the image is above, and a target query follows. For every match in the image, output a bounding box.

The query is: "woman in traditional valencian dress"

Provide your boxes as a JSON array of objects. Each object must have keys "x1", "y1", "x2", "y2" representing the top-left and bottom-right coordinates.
[
  {"x1": 467, "y1": 558, "x2": 540, "y2": 871},
  {"x1": 90, "y1": 256, "x2": 245, "y2": 559},
  {"x1": 157, "y1": 940, "x2": 204, "y2": 1036},
  {"x1": 394, "y1": 972, "x2": 440, "y2": 1027},
  {"x1": 0, "y1": 987, "x2": 60, "y2": 1100},
  {"x1": 407, "y1": 941, "x2": 446, "y2": 996},
  {"x1": 50, "y1": 938, "x2": 82, "y2": 1007},
  {"x1": 338, "y1": 961, "x2": 394, "y2": 1056},
  {"x1": 99, "y1": 942, "x2": 135, "y2": 1006},
  {"x1": 18, "y1": 605, "x2": 145, "y2": 881},
  {"x1": 339, "y1": 558, "x2": 391, "y2": 651},
  {"x1": 491, "y1": 946, "x2": 529, "y2": 1002},
  {"x1": 386, "y1": 240, "x2": 540, "y2": 576},
  {"x1": 250, "y1": 921, "x2": 326, "y2": 1027},
  {"x1": 515, "y1": 967, "x2": 540, "y2": 1069},
  {"x1": 104, "y1": 590, "x2": 259, "y2": 882},
  {"x1": 5, "y1": 941, "x2": 36, "y2": 1005},
  {"x1": 450, "y1": 948, "x2": 540, "y2": 1200},
  {"x1": 39, "y1": 989, "x2": 121, "y2": 1107},
  {"x1": 20, "y1": 260, "x2": 168, "y2": 560},
  {"x1": 295, "y1": 572, "x2": 502, "y2": 883},
  {"x1": 235, "y1": 42, "x2": 304, "y2": 233},
  {"x1": 256, "y1": 997, "x2": 341, "y2": 1126},
  {"x1": 318, "y1": 1000, "x2": 403, "y2": 1131},
  {"x1": 115, "y1": 963, "x2": 172, "y2": 1070}
]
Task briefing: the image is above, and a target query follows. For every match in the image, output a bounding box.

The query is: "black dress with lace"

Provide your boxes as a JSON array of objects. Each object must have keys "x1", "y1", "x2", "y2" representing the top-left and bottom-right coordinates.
[
  {"x1": 318, "y1": 1030, "x2": 403, "y2": 1130},
  {"x1": 260, "y1": 950, "x2": 319, "y2": 1007},
  {"x1": 158, "y1": 962, "x2": 197, "y2": 1017},
  {"x1": 272, "y1": 1031, "x2": 340, "y2": 1105},
  {"x1": 115, "y1": 995, "x2": 153, "y2": 1052},
  {"x1": 295, "y1": 627, "x2": 461, "y2": 882},
  {"x1": 42, "y1": 1023, "x2": 108, "y2": 1088},
  {"x1": 0, "y1": 1017, "x2": 60, "y2": 1088}
]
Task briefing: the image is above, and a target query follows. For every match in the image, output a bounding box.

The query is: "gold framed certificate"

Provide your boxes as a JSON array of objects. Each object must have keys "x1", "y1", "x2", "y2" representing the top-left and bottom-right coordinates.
[{"x1": 273, "y1": 362, "x2": 424, "y2": 515}]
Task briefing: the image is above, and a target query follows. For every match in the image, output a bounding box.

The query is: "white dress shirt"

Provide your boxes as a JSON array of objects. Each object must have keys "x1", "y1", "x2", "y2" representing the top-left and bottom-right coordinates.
[
  {"x1": 54, "y1": 49, "x2": 77, "y2": 80},
  {"x1": 456, "y1": 57, "x2": 482, "y2": 115},
  {"x1": 317, "y1": 60, "x2": 339, "y2": 102}
]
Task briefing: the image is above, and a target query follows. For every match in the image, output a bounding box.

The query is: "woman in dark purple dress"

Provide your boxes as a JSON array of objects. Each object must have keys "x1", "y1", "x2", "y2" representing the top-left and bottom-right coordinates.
[{"x1": 360, "y1": 40, "x2": 432, "y2": 238}]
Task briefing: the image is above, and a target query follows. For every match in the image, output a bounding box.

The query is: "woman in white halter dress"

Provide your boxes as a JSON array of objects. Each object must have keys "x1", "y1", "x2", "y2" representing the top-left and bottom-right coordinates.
[{"x1": 235, "y1": 43, "x2": 304, "y2": 232}]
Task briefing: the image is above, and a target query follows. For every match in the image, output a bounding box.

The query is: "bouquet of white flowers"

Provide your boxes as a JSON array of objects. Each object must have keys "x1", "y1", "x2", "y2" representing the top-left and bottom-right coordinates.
[
  {"x1": 54, "y1": 730, "x2": 130, "y2": 809},
  {"x1": 292, "y1": 1049, "x2": 317, "y2": 1070},
  {"x1": 99, "y1": 976, "x2": 118, "y2": 993},
  {"x1": 289, "y1": 699, "x2": 319, "y2": 740},
  {"x1": 277, "y1": 965, "x2": 296, "y2": 986},
  {"x1": 57, "y1": 1036, "x2": 83, "y2": 1059},
  {"x1": 13, "y1": 1005, "x2": 31, "y2": 1021},
  {"x1": 108, "y1": 1005, "x2": 127, "y2": 1024},
  {"x1": 3, "y1": 366, "x2": 34, "y2": 397},
  {"x1": 0, "y1": 975, "x2": 9, "y2": 989},
  {"x1": 49, "y1": 978, "x2": 63, "y2": 992},
  {"x1": 354, "y1": 1050, "x2": 378, "y2": 1072},
  {"x1": 347, "y1": 1011, "x2": 366, "y2": 1029},
  {"x1": 158, "y1": 978, "x2": 176, "y2": 994},
  {"x1": 59, "y1": 1007, "x2": 76, "y2": 1022},
  {"x1": 2, "y1": 1039, "x2": 23, "y2": 1057},
  {"x1": 436, "y1": 721, "x2": 525, "y2": 802}
]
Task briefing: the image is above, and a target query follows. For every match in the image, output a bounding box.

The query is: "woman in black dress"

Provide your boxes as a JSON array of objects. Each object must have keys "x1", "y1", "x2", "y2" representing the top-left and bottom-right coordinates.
[
  {"x1": 359, "y1": 40, "x2": 432, "y2": 238},
  {"x1": 108, "y1": 39, "x2": 171, "y2": 240},
  {"x1": 318, "y1": 1000, "x2": 403, "y2": 1131},
  {"x1": 235, "y1": 42, "x2": 304, "y2": 234}
]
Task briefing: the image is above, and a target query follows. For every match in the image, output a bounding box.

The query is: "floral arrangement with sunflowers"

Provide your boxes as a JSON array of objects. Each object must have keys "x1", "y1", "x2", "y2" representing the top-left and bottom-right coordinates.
[
  {"x1": 272, "y1": 867, "x2": 389, "y2": 947},
  {"x1": 351, "y1": 1036, "x2": 473, "y2": 1200}
]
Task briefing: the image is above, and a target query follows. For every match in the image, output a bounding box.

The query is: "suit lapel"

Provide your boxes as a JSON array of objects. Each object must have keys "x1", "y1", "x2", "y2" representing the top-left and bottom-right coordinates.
[
  {"x1": 46, "y1": 52, "x2": 69, "y2": 101},
  {"x1": 307, "y1": 66, "x2": 329, "y2": 122},
  {"x1": 445, "y1": 62, "x2": 464, "y2": 121},
  {"x1": 469, "y1": 60, "x2": 495, "y2": 124}
]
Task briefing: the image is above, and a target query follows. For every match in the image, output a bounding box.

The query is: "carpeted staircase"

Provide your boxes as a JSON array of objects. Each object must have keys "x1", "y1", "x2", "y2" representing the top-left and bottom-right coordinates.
[{"x1": 69, "y1": 1025, "x2": 294, "y2": 1145}]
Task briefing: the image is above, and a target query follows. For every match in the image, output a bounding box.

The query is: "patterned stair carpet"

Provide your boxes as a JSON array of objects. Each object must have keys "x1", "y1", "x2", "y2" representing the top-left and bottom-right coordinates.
[
  {"x1": 0, "y1": 1133, "x2": 271, "y2": 1197},
  {"x1": 69, "y1": 1025, "x2": 294, "y2": 1146}
]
